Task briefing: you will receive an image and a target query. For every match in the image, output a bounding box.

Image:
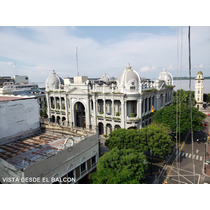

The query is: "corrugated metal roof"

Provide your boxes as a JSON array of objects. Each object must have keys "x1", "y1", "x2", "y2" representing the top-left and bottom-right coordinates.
[{"x1": 0, "y1": 130, "x2": 85, "y2": 170}]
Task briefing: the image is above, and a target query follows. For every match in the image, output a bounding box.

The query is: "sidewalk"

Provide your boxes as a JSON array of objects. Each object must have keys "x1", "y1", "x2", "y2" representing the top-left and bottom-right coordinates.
[
  {"x1": 204, "y1": 141, "x2": 210, "y2": 176},
  {"x1": 203, "y1": 110, "x2": 210, "y2": 177}
]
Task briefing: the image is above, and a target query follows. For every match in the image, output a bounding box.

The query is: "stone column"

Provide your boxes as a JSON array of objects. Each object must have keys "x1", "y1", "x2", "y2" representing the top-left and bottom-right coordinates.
[
  {"x1": 103, "y1": 99, "x2": 106, "y2": 116},
  {"x1": 46, "y1": 92, "x2": 51, "y2": 121},
  {"x1": 163, "y1": 93, "x2": 166, "y2": 107},
  {"x1": 65, "y1": 94, "x2": 68, "y2": 127},
  {"x1": 156, "y1": 95, "x2": 160, "y2": 110},
  {"x1": 112, "y1": 99, "x2": 114, "y2": 116},
  {"x1": 59, "y1": 97, "x2": 62, "y2": 110},
  {"x1": 121, "y1": 100, "x2": 125, "y2": 128},
  {"x1": 137, "y1": 98, "x2": 142, "y2": 118},
  {"x1": 125, "y1": 100, "x2": 127, "y2": 119},
  {"x1": 86, "y1": 99, "x2": 91, "y2": 129},
  {"x1": 93, "y1": 97, "x2": 97, "y2": 128},
  {"x1": 71, "y1": 99, "x2": 74, "y2": 127}
]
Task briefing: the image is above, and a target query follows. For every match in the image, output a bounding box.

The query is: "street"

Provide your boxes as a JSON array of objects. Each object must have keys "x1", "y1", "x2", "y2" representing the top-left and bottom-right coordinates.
[{"x1": 161, "y1": 105, "x2": 210, "y2": 184}]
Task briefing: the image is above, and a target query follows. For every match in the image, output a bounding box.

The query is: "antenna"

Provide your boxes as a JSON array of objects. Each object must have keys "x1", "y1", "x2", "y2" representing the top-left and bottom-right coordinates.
[{"x1": 75, "y1": 46, "x2": 79, "y2": 76}]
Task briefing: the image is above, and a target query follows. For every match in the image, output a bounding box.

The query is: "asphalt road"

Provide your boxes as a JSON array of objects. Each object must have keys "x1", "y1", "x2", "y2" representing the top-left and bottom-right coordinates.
[{"x1": 162, "y1": 106, "x2": 210, "y2": 184}]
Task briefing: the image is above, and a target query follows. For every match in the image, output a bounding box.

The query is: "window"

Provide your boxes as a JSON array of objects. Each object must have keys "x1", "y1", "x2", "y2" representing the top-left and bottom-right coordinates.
[
  {"x1": 149, "y1": 97, "x2": 151, "y2": 110},
  {"x1": 130, "y1": 86, "x2": 135, "y2": 90},
  {"x1": 68, "y1": 170, "x2": 74, "y2": 179},
  {"x1": 145, "y1": 98, "x2": 147, "y2": 112},
  {"x1": 91, "y1": 155, "x2": 96, "y2": 166},
  {"x1": 81, "y1": 162, "x2": 86, "y2": 174}
]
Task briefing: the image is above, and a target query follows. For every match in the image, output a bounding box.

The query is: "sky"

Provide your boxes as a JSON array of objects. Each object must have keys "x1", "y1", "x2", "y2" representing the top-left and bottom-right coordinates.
[{"x1": 0, "y1": 26, "x2": 209, "y2": 83}]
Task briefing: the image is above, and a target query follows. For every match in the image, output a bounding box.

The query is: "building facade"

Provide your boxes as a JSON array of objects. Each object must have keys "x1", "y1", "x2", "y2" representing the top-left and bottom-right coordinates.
[
  {"x1": 45, "y1": 65, "x2": 174, "y2": 136},
  {"x1": 0, "y1": 96, "x2": 99, "y2": 184},
  {"x1": 195, "y1": 71, "x2": 204, "y2": 110}
]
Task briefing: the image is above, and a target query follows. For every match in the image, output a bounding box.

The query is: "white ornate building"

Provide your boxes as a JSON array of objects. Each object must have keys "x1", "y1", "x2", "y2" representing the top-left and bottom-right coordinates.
[
  {"x1": 45, "y1": 65, "x2": 174, "y2": 136},
  {"x1": 195, "y1": 71, "x2": 204, "y2": 110}
]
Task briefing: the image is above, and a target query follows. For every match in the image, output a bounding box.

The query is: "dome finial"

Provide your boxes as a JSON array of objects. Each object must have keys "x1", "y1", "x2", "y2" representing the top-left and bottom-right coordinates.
[{"x1": 127, "y1": 62, "x2": 131, "y2": 69}]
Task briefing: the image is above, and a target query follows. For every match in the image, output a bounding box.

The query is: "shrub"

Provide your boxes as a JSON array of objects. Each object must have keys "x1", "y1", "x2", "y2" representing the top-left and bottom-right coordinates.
[
  {"x1": 116, "y1": 112, "x2": 120, "y2": 116},
  {"x1": 130, "y1": 113, "x2": 136, "y2": 118}
]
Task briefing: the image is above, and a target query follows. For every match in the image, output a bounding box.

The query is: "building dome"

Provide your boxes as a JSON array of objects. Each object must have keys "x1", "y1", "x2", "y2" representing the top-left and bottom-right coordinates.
[
  {"x1": 100, "y1": 74, "x2": 110, "y2": 82},
  {"x1": 117, "y1": 63, "x2": 141, "y2": 93},
  {"x1": 158, "y1": 69, "x2": 173, "y2": 85},
  {"x1": 45, "y1": 70, "x2": 64, "y2": 91},
  {"x1": 197, "y1": 71, "x2": 203, "y2": 75}
]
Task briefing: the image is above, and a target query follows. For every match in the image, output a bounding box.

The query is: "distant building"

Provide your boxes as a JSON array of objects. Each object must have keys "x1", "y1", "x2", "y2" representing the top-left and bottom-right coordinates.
[
  {"x1": 12, "y1": 75, "x2": 29, "y2": 84},
  {"x1": 0, "y1": 95, "x2": 99, "y2": 184},
  {"x1": 195, "y1": 71, "x2": 204, "y2": 110},
  {"x1": 0, "y1": 75, "x2": 46, "y2": 117},
  {"x1": 45, "y1": 65, "x2": 174, "y2": 136},
  {"x1": 0, "y1": 76, "x2": 14, "y2": 88}
]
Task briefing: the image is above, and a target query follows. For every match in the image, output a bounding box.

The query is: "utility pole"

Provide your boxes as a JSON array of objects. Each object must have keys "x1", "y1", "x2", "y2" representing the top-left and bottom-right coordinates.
[{"x1": 75, "y1": 46, "x2": 79, "y2": 76}]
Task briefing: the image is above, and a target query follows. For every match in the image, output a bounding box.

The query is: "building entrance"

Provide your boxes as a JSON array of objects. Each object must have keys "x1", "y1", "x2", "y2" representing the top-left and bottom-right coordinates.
[{"x1": 74, "y1": 102, "x2": 86, "y2": 128}]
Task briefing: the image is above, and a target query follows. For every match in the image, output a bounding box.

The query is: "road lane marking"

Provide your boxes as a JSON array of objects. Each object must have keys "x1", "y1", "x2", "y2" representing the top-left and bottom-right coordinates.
[
  {"x1": 196, "y1": 150, "x2": 199, "y2": 154},
  {"x1": 164, "y1": 141, "x2": 185, "y2": 183},
  {"x1": 182, "y1": 152, "x2": 185, "y2": 157},
  {"x1": 189, "y1": 154, "x2": 192, "y2": 158},
  {"x1": 196, "y1": 155, "x2": 199, "y2": 160},
  {"x1": 200, "y1": 156, "x2": 203, "y2": 161},
  {"x1": 186, "y1": 153, "x2": 188, "y2": 157}
]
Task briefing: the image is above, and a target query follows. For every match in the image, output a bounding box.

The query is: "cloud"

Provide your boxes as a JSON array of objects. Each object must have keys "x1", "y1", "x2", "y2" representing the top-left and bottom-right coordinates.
[
  {"x1": 140, "y1": 66, "x2": 151, "y2": 72},
  {"x1": 0, "y1": 26, "x2": 209, "y2": 82}
]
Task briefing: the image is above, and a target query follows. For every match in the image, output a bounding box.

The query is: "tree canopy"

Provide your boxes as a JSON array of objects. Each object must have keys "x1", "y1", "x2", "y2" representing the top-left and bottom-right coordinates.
[
  {"x1": 142, "y1": 123, "x2": 173, "y2": 158},
  {"x1": 105, "y1": 128, "x2": 148, "y2": 152},
  {"x1": 105, "y1": 123, "x2": 173, "y2": 158},
  {"x1": 91, "y1": 148, "x2": 148, "y2": 184},
  {"x1": 173, "y1": 89, "x2": 196, "y2": 105},
  {"x1": 153, "y1": 103, "x2": 205, "y2": 134}
]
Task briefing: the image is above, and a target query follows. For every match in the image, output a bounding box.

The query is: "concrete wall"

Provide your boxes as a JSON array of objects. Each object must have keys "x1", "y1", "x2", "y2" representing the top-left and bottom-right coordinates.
[
  {"x1": 24, "y1": 133, "x2": 99, "y2": 183},
  {"x1": 0, "y1": 98, "x2": 40, "y2": 145}
]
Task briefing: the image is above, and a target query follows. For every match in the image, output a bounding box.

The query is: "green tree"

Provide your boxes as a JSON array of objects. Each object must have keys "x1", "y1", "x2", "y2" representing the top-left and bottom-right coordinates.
[
  {"x1": 105, "y1": 123, "x2": 173, "y2": 158},
  {"x1": 173, "y1": 89, "x2": 196, "y2": 105},
  {"x1": 91, "y1": 148, "x2": 148, "y2": 184},
  {"x1": 207, "y1": 94, "x2": 210, "y2": 103},
  {"x1": 105, "y1": 128, "x2": 148, "y2": 152},
  {"x1": 142, "y1": 123, "x2": 173, "y2": 158},
  {"x1": 153, "y1": 103, "x2": 205, "y2": 134}
]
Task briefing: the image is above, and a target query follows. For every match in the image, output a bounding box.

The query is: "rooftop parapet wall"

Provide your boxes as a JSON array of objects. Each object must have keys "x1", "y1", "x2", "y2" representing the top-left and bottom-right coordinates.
[
  {"x1": 0, "y1": 97, "x2": 40, "y2": 144},
  {"x1": 0, "y1": 130, "x2": 99, "y2": 183}
]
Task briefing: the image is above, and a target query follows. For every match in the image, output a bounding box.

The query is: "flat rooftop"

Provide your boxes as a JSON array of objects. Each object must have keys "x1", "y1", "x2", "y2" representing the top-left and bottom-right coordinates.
[
  {"x1": 0, "y1": 96, "x2": 25, "y2": 101},
  {"x1": 0, "y1": 130, "x2": 90, "y2": 170},
  {"x1": 0, "y1": 95, "x2": 34, "y2": 102}
]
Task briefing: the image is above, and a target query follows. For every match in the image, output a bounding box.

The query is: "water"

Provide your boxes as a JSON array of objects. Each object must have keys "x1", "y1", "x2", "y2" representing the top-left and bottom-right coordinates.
[{"x1": 174, "y1": 79, "x2": 210, "y2": 93}]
